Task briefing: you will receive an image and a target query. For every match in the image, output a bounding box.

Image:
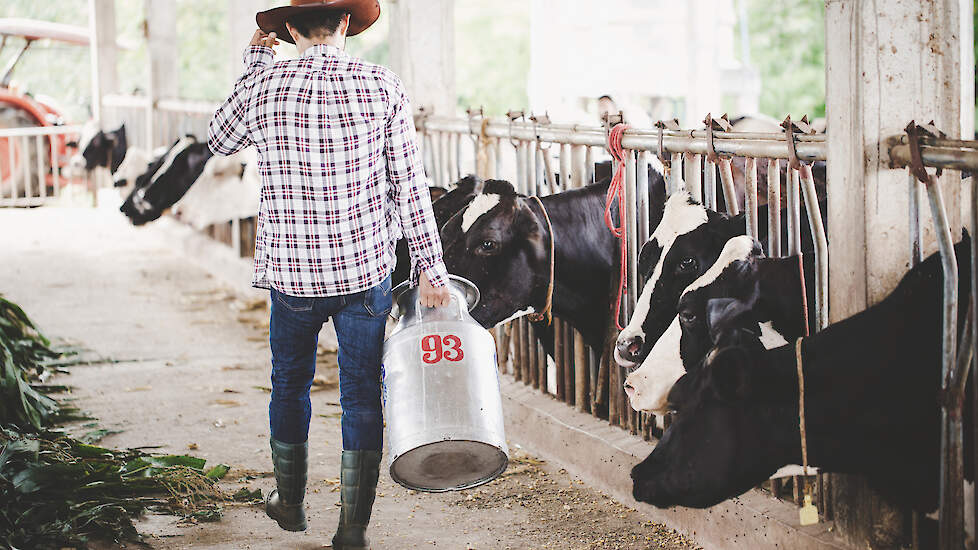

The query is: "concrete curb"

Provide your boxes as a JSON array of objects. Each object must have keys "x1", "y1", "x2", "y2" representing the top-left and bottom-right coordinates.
[{"x1": 150, "y1": 218, "x2": 852, "y2": 550}]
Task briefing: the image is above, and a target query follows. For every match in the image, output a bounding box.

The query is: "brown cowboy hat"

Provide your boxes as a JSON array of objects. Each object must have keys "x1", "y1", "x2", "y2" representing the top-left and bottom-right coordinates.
[{"x1": 256, "y1": 0, "x2": 380, "y2": 44}]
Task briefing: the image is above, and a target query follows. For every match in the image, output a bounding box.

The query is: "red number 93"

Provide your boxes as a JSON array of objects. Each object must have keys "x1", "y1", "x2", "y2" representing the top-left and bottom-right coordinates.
[{"x1": 420, "y1": 334, "x2": 464, "y2": 364}]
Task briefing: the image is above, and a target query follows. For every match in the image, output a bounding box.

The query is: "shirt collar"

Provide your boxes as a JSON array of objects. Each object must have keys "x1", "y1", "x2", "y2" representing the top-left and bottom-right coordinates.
[{"x1": 301, "y1": 44, "x2": 347, "y2": 58}]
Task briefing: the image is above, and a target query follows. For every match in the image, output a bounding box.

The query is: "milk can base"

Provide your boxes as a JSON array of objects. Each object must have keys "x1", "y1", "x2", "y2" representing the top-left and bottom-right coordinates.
[{"x1": 390, "y1": 440, "x2": 508, "y2": 492}]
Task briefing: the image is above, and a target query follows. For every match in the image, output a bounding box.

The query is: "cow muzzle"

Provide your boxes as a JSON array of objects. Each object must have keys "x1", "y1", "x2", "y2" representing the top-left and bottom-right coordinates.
[{"x1": 615, "y1": 335, "x2": 644, "y2": 368}]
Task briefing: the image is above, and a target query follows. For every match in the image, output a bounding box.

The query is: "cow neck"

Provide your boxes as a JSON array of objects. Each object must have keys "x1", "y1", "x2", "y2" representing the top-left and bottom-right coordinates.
[
  {"x1": 754, "y1": 257, "x2": 810, "y2": 338},
  {"x1": 536, "y1": 185, "x2": 617, "y2": 345}
]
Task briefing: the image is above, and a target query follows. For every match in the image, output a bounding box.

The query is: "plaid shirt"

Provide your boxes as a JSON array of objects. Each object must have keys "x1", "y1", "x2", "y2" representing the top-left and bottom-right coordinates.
[{"x1": 208, "y1": 44, "x2": 448, "y2": 296}]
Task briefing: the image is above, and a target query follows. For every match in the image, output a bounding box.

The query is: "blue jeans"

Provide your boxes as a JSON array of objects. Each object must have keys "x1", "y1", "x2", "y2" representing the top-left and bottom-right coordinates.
[{"x1": 268, "y1": 276, "x2": 392, "y2": 450}]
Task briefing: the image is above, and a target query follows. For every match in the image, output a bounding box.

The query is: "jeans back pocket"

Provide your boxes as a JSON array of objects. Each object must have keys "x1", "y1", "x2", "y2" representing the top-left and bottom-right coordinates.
[{"x1": 363, "y1": 276, "x2": 393, "y2": 317}]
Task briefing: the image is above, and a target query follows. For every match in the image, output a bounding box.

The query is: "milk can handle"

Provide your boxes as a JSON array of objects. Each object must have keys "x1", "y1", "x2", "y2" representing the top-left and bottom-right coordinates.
[{"x1": 417, "y1": 294, "x2": 464, "y2": 322}]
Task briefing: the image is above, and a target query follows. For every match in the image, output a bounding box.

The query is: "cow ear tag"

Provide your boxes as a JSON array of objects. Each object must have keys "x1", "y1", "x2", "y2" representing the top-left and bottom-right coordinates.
[{"x1": 799, "y1": 493, "x2": 819, "y2": 526}]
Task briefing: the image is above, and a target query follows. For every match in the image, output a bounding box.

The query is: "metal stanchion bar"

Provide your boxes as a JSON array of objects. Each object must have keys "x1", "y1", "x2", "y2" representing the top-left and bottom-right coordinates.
[
  {"x1": 625, "y1": 150, "x2": 639, "y2": 318},
  {"x1": 669, "y1": 153, "x2": 683, "y2": 195},
  {"x1": 767, "y1": 159, "x2": 782, "y2": 257},
  {"x1": 923, "y1": 175, "x2": 962, "y2": 550},
  {"x1": 560, "y1": 144, "x2": 571, "y2": 193},
  {"x1": 745, "y1": 157, "x2": 758, "y2": 238},
  {"x1": 637, "y1": 151, "x2": 651, "y2": 243},
  {"x1": 585, "y1": 147, "x2": 595, "y2": 184},
  {"x1": 786, "y1": 168, "x2": 802, "y2": 256},
  {"x1": 799, "y1": 164, "x2": 828, "y2": 329},
  {"x1": 718, "y1": 158, "x2": 740, "y2": 215},
  {"x1": 704, "y1": 158, "x2": 717, "y2": 209},
  {"x1": 574, "y1": 328, "x2": 587, "y2": 413},
  {"x1": 683, "y1": 152, "x2": 702, "y2": 203}
]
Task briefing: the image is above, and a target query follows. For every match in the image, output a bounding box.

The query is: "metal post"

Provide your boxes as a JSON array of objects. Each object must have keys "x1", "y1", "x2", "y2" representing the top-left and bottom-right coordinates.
[
  {"x1": 585, "y1": 146, "x2": 594, "y2": 184},
  {"x1": 625, "y1": 150, "x2": 638, "y2": 318},
  {"x1": 670, "y1": 152, "x2": 683, "y2": 195},
  {"x1": 800, "y1": 164, "x2": 828, "y2": 329},
  {"x1": 909, "y1": 171, "x2": 924, "y2": 265},
  {"x1": 684, "y1": 152, "x2": 702, "y2": 203},
  {"x1": 786, "y1": 168, "x2": 802, "y2": 256},
  {"x1": 574, "y1": 328, "x2": 587, "y2": 413},
  {"x1": 767, "y1": 158, "x2": 782, "y2": 257},
  {"x1": 744, "y1": 157, "x2": 758, "y2": 237},
  {"x1": 718, "y1": 158, "x2": 740, "y2": 215},
  {"x1": 923, "y1": 174, "x2": 962, "y2": 550},
  {"x1": 559, "y1": 144, "x2": 571, "y2": 194},
  {"x1": 637, "y1": 151, "x2": 651, "y2": 242},
  {"x1": 515, "y1": 140, "x2": 526, "y2": 194},
  {"x1": 703, "y1": 158, "x2": 716, "y2": 208}
]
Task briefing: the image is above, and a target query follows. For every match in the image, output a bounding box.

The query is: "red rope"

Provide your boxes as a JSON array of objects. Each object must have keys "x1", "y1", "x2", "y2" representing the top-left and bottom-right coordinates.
[{"x1": 605, "y1": 123, "x2": 629, "y2": 331}]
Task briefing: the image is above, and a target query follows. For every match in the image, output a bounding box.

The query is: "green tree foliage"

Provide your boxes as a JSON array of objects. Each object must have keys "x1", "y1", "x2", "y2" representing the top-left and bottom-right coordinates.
[
  {"x1": 455, "y1": 1, "x2": 530, "y2": 116},
  {"x1": 0, "y1": 1, "x2": 92, "y2": 121},
  {"x1": 737, "y1": 0, "x2": 826, "y2": 119}
]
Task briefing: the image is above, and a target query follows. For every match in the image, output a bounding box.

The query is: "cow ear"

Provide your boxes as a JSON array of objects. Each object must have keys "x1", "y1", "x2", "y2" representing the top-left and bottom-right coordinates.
[
  {"x1": 485, "y1": 179, "x2": 516, "y2": 195},
  {"x1": 706, "y1": 297, "x2": 747, "y2": 343},
  {"x1": 707, "y1": 346, "x2": 754, "y2": 402}
]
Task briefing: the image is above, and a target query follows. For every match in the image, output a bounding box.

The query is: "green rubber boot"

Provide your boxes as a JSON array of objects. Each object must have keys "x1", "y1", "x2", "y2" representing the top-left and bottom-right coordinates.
[
  {"x1": 265, "y1": 438, "x2": 308, "y2": 532},
  {"x1": 331, "y1": 450, "x2": 383, "y2": 550}
]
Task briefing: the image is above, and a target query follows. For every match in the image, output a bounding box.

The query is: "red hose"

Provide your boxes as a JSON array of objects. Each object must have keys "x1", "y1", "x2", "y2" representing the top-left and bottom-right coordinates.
[{"x1": 605, "y1": 123, "x2": 629, "y2": 331}]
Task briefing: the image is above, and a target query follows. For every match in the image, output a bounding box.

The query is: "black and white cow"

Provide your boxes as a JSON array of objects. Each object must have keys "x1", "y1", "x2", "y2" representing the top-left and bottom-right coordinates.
[
  {"x1": 624, "y1": 235, "x2": 816, "y2": 414},
  {"x1": 630, "y1": 235, "x2": 972, "y2": 512},
  {"x1": 120, "y1": 136, "x2": 213, "y2": 226},
  {"x1": 68, "y1": 122, "x2": 165, "y2": 188},
  {"x1": 614, "y1": 190, "x2": 824, "y2": 369},
  {"x1": 439, "y1": 167, "x2": 668, "y2": 350},
  {"x1": 390, "y1": 176, "x2": 514, "y2": 287}
]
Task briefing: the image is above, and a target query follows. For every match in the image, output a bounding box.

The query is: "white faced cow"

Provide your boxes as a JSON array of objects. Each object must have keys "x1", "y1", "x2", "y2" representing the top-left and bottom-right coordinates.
[{"x1": 630, "y1": 236, "x2": 972, "y2": 516}]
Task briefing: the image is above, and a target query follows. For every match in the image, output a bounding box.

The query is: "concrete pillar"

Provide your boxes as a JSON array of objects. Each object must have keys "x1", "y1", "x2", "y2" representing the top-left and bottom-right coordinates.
[
  {"x1": 825, "y1": 0, "x2": 972, "y2": 546},
  {"x1": 387, "y1": 0, "x2": 455, "y2": 116},
  {"x1": 87, "y1": 0, "x2": 118, "y2": 123},
  {"x1": 228, "y1": 0, "x2": 268, "y2": 78},
  {"x1": 683, "y1": 0, "x2": 725, "y2": 126},
  {"x1": 144, "y1": 0, "x2": 178, "y2": 148}
]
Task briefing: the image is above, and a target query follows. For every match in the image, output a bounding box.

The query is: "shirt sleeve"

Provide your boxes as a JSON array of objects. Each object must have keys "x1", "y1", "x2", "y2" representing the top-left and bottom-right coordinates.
[
  {"x1": 385, "y1": 84, "x2": 449, "y2": 288},
  {"x1": 207, "y1": 45, "x2": 272, "y2": 156}
]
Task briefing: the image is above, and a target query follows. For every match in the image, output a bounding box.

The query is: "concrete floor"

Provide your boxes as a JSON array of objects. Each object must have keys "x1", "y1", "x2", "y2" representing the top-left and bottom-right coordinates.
[{"x1": 0, "y1": 206, "x2": 699, "y2": 550}]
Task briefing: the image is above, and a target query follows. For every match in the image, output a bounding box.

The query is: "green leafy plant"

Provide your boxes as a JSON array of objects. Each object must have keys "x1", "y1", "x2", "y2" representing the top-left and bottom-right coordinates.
[{"x1": 0, "y1": 295, "x2": 237, "y2": 548}]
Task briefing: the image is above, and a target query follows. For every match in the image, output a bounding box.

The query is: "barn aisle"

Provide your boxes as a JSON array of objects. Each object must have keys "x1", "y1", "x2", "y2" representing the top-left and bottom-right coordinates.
[{"x1": 0, "y1": 207, "x2": 698, "y2": 550}]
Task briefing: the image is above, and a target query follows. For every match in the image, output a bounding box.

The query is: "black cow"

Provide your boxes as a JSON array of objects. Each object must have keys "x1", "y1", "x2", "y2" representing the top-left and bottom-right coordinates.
[
  {"x1": 77, "y1": 124, "x2": 128, "y2": 174},
  {"x1": 614, "y1": 190, "x2": 825, "y2": 369},
  {"x1": 631, "y1": 236, "x2": 972, "y2": 512},
  {"x1": 439, "y1": 171, "x2": 667, "y2": 350},
  {"x1": 120, "y1": 136, "x2": 213, "y2": 226},
  {"x1": 623, "y1": 236, "x2": 816, "y2": 414},
  {"x1": 390, "y1": 176, "x2": 515, "y2": 287}
]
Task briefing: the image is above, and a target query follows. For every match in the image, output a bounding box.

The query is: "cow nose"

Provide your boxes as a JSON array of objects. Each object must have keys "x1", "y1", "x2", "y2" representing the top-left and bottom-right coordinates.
[
  {"x1": 616, "y1": 336, "x2": 644, "y2": 365},
  {"x1": 624, "y1": 381, "x2": 636, "y2": 398}
]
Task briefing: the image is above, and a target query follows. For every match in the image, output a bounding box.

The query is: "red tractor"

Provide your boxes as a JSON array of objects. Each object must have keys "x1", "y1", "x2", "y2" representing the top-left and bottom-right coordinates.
[{"x1": 0, "y1": 18, "x2": 93, "y2": 196}]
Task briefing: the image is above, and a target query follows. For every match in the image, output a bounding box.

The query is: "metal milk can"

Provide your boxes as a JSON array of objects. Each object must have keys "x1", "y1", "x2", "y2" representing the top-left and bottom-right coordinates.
[{"x1": 382, "y1": 275, "x2": 509, "y2": 492}]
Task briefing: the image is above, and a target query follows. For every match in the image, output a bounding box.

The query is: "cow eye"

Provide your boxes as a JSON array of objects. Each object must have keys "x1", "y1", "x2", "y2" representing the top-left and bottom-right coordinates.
[
  {"x1": 476, "y1": 240, "x2": 499, "y2": 255},
  {"x1": 679, "y1": 310, "x2": 697, "y2": 324},
  {"x1": 677, "y1": 257, "x2": 697, "y2": 273}
]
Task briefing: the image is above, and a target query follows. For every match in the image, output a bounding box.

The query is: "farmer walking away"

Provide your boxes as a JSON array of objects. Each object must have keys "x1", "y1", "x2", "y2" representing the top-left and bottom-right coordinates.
[{"x1": 207, "y1": 1, "x2": 452, "y2": 548}]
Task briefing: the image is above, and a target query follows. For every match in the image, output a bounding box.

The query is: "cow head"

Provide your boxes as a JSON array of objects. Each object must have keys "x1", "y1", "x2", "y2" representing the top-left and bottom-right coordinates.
[
  {"x1": 630, "y1": 300, "x2": 789, "y2": 508},
  {"x1": 615, "y1": 191, "x2": 745, "y2": 368},
  {"x1": 440, "y1": 185, "x2": 550, "y2": 327},
  {"x1": 78, "y1": 124, "x2": 127, "y2": 173},
  {"x1": 121, "y1": 137, "x2": 212, "y2": 225},
  {"x1": 623, "y1": 236, "x2": 763, "y2": 413}
]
